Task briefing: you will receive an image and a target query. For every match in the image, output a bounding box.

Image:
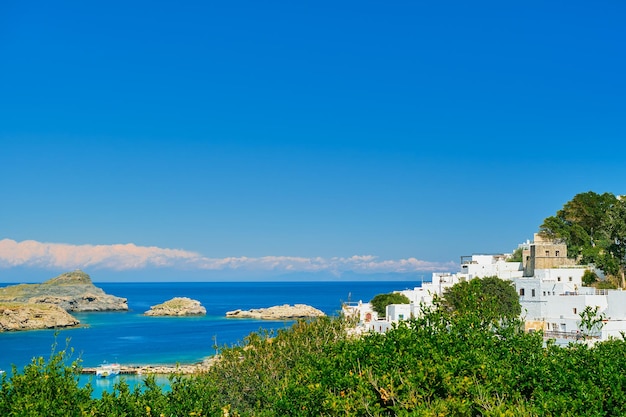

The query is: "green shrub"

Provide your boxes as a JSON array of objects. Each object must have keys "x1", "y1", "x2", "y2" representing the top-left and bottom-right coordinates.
[
  {"x1": 0, "y1": 342, "x2": 93, "y2": 416},
  {"x1": 370, "y1": 292, "x2": 410, "y2": 317}
]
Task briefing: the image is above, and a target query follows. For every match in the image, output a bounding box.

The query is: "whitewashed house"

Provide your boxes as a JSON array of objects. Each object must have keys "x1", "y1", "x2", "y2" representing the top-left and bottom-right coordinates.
[
  {"x1": 368, "y1": 234, "x2": 626, "y2": 343},
  {"x1": 342, "y1": 300, "x2": 393, "y2": 334},
  {"x1": 384, "y1": 273, "x2": 463, "y2": 322}
]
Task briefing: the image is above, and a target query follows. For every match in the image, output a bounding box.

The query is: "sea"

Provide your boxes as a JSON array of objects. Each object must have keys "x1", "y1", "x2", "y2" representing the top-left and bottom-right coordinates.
[{"x1": 0, "y1": 280, "x2": 420, "y2": 397}]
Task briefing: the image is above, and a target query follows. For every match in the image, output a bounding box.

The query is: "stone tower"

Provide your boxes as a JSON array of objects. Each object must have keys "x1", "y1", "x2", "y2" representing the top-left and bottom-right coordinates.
[{"x1": 523, "y1": 233, "x2": 575, "y2": 277}]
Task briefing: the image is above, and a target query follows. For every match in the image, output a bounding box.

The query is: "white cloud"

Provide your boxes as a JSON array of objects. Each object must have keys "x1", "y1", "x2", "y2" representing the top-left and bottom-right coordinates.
[{"x1": 0, "y1": 239, "x2": 455, "y2": 274}]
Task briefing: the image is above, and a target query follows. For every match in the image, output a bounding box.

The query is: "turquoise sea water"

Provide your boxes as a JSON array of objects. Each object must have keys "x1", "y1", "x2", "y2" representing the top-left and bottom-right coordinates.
[{"x1": 0, "y1": 280, "x2": 418, "y2": 396}]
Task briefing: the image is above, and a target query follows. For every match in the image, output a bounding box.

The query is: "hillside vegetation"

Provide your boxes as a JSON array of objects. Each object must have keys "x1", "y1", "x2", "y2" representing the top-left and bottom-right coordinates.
[{"x1": 3, "y1": 301, "x2": 626, "y2": 416}]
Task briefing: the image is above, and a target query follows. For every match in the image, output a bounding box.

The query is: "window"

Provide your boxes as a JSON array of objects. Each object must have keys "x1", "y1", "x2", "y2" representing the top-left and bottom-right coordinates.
[
  {"x1": 543, "y1": 291, "x2": 546, "y2": 296},
  {"x1": 398, "y1": 314, "x2": 404, "y2": 320},
  {"x1": 558, "y1": 277, "x2": 561, "y2": 282},
  {"x1": 545, "y1": 250, "x2": 550, "y2": 257},
  {"x1": 532, "y1": 289, "x2": 536, "y2": 297},
  {"x1": 573, "y1": 308, "x2": 577, "y2": 314},
  {"x1": 519, "y1": 288, "x2": 525, "y2": 296},
  {"x1": 555, "y1": 250, "x2": 560, "y2": 257},
  {"x1": 569, "y1": 276, "x2": 572, "y2": 282}
]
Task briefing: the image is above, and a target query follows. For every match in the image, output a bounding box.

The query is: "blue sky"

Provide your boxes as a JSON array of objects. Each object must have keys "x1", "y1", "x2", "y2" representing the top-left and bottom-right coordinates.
[{"x1": 1, "y1": 1, "x2": 625, "y2": 281}]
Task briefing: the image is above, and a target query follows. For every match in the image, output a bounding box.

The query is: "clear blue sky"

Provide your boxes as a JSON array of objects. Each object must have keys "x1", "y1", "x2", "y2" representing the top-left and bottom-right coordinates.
[{"x1": 1, "y1": 1, "x2": 625, "y2": 281}]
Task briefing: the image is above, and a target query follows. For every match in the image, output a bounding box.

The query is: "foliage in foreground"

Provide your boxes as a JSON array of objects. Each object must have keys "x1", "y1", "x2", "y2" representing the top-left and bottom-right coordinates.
[
  {"x1": 0, "y1": 343, "x2": 92, "y2": 417},
  {"x1": 3, "y1": 310, "x2": 626, "y2": 416}
]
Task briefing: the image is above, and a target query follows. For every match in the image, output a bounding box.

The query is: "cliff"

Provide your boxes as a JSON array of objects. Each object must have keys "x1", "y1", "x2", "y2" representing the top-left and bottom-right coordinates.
[
  {"x1": 144, "y1": 297, "x2": 206, "y2": 316},
  {"x1": 0, "y1": 270, "x2": 128, "y2": 312},
  {"x1": 226, "y1": 304, "x2": 325, "y2": 320},
  {"x1": 0, "y1": 302, "x2": 80, "y2": 331}
]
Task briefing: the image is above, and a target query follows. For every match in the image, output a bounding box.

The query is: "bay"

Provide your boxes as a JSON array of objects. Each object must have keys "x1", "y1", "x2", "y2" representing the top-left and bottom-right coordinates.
[{"x1": 0, "y1": 280, "x2": 417, "y2": 396}]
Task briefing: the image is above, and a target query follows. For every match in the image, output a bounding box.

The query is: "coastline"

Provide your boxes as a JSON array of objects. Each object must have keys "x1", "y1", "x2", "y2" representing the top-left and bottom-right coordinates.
[{"x1": 1, "y1": 281, "x2": 412, "y2": 373}]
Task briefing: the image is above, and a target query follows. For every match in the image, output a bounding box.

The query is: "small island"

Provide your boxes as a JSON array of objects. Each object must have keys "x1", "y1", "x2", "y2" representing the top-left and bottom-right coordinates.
[
  {"x1": 144, "y1": 297, "x2": 206, "y2": 316},
  {"x1": 226, "y1": 304, "x2": 325, "y2": 320}
]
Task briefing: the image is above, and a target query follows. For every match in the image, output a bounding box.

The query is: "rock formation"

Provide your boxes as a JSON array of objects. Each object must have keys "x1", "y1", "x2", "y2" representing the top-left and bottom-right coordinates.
[
  {"x1": 0, "y1": 270, "x2": 128, "y2": 312},
  {"x1": 144, "y1": 297, "x2": 206, "y2": 316},
  {"x1": 0, "y1": 270, "x2": 128, "y2": 331},
  {"x1": 226, "y1": 304, "x2": 325, "y2": 320},
  {"x1": 0, "y1": 303, "x2": 80, "y2": 331}
]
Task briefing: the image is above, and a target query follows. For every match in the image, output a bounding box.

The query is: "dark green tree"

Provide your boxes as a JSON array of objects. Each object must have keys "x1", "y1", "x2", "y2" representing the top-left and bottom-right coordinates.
[
  {"x1": 539, "y1": 191, "x2": 617, "y2": 261},
  {"x1": 581, "y1": 269, "x2": 598, "y2": 286},
  {"x1": 369, "y1": 292, "x2": 410, "y2": 317},
  {"x1": 441, "y1": 276, "x2": 521, "y2": 322},
  {"x1": 606, "y1": 197, "x2": 626, "y2": 287},
  {"x1": 539, "y1": 191, "x2": 626, "y2": 287}
]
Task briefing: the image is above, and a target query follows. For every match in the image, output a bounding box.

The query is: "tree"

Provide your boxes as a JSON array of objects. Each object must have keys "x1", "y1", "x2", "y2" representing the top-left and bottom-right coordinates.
[
  {"x1": 369, "y1": 292, "x2": 410, "y2": 317},
  {"x1": 577, "y1": 305, "x2": 607, "y2": 340},
  {"x1": 539, "y1": 191, "x2": 617, "y2": 261},
  {"x1": 581, "y1": 270, "x2": 598, "y2": 286},
  {"x1": 606, "y1": 197, "x2": 626, "y2": 287},
  {"x1": 441, "y1": 276, "x2": 521, "y2": 322},
  {"x1": 538, "y1": 191, "x2": 626, "y2": 287}
]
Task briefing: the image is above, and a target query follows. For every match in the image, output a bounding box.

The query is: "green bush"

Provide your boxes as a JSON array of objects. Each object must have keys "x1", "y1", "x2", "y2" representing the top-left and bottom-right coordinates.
[
  {"x1": 442, "y1": 276, "x2": 521, "y2": 322},
  {"x1": 0, "y1": 342, "x2": 93, "y2": 417},
  {"x1": 369, "y1": 292, "x2": 410, "y2": 317},
  {"x1": 582, "y1": 269, "x2": 599, "y2": 286}
]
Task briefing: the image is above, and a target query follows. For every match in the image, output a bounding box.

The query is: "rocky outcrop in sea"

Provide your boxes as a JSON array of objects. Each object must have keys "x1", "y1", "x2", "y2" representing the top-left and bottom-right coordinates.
[
  {"x1": 144, "y1": 297, "x2": 206, "y2": 316},
  {"x1": 0, "y1": 270, "x2": 128, "y2": 312},
  {"x1": 0, "y1": 303, "x2": 80, "y2": 331},
  {"x1": 0, "y1": 270, "x2": 128, "y2": 331},
  {"x1": 226, "y1": 304, "x2": 325, "y2": 320}
]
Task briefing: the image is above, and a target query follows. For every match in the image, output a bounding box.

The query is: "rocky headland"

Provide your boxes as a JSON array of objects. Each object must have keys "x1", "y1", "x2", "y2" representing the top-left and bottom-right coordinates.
[
  {"x1": 0, "y1": 270, "x2": 128, "y2": 331},
  {"x1": 0, "y1": 302, "x2": 80, "y2": 331},
  {"x1": 0, "y1": 270, "x2": 128, "y2": 312},
  {"x1": 144, "y1": 297, "x2": 206, "y2": 316},
  {"x1": 226, "y1": 304, "x2": 325, "y2": 320}
]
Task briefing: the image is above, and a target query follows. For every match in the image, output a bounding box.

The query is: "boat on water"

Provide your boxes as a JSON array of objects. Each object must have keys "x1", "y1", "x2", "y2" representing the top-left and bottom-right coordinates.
[{"x1": 95, "y1": 362, "x2": 121, "y2": 378}]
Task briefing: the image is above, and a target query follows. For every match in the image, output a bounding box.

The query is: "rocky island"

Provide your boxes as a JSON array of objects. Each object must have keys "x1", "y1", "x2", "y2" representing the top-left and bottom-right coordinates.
[
  {"x1": 144, "y1": 297, "x2": 206, "y2": 316},
  {"x1": 226, "y1": 304, "x2": 325, "y2": 320},
  {"x1": 0, "y1": 270, "x2": 128, "y2": 312},
  {"x1": 0, "y1": 302, "x2": 79, "y2": 331},
  {"x1": 0, "y1": 270, "x2": 128, "y2": 331}
]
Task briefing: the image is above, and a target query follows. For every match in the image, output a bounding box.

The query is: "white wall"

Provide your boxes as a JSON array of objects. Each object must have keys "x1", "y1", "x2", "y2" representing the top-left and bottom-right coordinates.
[
  {"x1": 460, "y1": 255, "x2": 523, "y2": 280},
  {"x1": 386, "y1": 303, "x2": 415, "y2": 322},
  {"x1": 605, "y1": 291, "x2": 626, "y2": 318}
]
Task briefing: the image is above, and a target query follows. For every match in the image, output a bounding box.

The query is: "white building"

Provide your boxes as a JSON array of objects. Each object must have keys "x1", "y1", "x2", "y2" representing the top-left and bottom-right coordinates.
[
  {"x1": 342, "y1": 300, "x2": 393, "y2": 334},
  {"x1": 365, "y1": 234, "x2": 625, "y2": 343}
]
